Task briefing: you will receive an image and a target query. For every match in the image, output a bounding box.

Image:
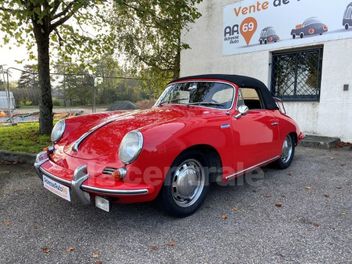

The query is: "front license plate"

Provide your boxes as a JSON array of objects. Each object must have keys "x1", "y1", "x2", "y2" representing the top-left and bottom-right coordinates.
[
  {"x1": 95, "y1": 196, "x2": 110, "y2": 212},
  {"x1": 43, "y1": 175, "x2": 71, "y2": 202}
]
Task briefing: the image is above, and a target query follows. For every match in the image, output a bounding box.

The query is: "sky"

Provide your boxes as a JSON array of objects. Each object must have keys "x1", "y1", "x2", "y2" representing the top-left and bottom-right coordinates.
[{"x1": 0, "y1": 31, "x2": 33, "y2": 80}]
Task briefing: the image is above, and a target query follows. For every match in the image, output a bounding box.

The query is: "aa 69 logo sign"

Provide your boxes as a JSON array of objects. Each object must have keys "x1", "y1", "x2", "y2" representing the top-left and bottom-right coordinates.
[{"x1": 224, "y1": 17, "x2": 258, "y2": 46}]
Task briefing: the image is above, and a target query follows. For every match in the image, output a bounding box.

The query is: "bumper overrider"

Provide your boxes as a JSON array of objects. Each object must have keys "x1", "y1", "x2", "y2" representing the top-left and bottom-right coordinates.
[{"x1": 34, "y1": 151, "x2": 149, "y2": 207}]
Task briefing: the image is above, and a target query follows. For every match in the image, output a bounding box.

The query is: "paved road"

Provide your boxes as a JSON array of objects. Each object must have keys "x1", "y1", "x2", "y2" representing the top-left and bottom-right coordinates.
[
  {"x1": 13, "y1": 106, "x2": 107, "y2": 115},
  {"x1": 1, "y1": 107, "x2": 108, "y2": 123},
  {"x1": 0, "y1": 147, "x2": 351, "y2": 264}
]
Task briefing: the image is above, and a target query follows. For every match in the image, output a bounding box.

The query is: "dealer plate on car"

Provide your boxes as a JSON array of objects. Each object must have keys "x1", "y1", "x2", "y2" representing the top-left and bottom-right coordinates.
[
  {"x1": 43, "y1": 175, "x2": 71, "y2": 202},
  {"x1": 95, "y1": 196, "x2": 110, "y2": 212}
]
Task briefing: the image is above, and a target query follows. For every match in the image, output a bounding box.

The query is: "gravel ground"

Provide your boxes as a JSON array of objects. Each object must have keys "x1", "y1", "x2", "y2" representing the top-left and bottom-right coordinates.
[{"x1": 0, "y1": 147, "x2": 351, "y2": 264}]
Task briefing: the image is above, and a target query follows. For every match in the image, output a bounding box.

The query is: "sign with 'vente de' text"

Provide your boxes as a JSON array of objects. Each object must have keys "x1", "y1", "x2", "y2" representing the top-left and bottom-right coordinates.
[{"x1": 223, "y1": 0, "x2": 352, "y2": 55}]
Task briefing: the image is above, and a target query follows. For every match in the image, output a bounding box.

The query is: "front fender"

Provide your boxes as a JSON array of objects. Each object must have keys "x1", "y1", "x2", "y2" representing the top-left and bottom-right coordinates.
[{"x1": 125, "y1": 118, "x2": 234, "y2": 198}]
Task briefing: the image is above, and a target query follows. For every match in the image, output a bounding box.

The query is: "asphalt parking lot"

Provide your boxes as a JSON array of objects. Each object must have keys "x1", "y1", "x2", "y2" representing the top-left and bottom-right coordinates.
[{"x1": 0, "y1": 147, "x2": 351, "y2": 264}]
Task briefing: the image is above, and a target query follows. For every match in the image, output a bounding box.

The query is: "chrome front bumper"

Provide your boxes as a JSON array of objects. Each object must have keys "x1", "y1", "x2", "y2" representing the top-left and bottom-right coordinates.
[{"x1": 34, "y1": 151, "x2": 149, "y2": 205}]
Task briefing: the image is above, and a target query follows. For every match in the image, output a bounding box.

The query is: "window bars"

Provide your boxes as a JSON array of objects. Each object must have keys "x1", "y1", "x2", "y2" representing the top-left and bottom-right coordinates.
[{"x1": 271, "y1": 46, "x2": 323, "y2": 101}]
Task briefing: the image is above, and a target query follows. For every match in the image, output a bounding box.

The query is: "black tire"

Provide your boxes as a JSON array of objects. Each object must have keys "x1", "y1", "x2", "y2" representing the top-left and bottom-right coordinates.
[
  {"x1": 300, "y1": 33, "x2": 304, "y2": 39},
  {"x1": 345, "y1": 24, "x2": 349, "y2": 30},
  {"x1": 292, "y1": 34, "x2": 296, "y2": 39},
  {"x1": 159, "y1": 150, "x2": 209, "y2": 217},
  {"x1": 275, "y1": 134, "x2": 295, "y2": 170},
  {"x1": 259, "y1": 40, "x2": 263, "y2": 45},
  {"x1": 264, "y1": 39, "x2": 268, "y2": 44}
]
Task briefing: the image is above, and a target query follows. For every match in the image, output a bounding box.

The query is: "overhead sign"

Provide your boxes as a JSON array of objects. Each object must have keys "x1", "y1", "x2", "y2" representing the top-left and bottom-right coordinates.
[{"x1": 223, "y1": 0, "x2": 352, "y2": 55}]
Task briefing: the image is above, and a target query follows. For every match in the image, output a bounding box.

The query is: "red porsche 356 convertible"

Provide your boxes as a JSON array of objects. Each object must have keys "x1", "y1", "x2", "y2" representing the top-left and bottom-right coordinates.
[{"x1": 35, "y1": 74, "x2": 304, "y2": 217}]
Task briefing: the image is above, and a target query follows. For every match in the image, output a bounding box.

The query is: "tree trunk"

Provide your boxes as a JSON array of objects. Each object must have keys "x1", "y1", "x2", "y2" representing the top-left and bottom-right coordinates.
[
  {"x1": 173, "y1": 32, "x2": 181, "y2": 80},
  {"x1": 33, "y1": 24, "x2": 53, "y2": 135},
  {"x1": 173, "y1": 48, "x2": 181, "y2": 80}
]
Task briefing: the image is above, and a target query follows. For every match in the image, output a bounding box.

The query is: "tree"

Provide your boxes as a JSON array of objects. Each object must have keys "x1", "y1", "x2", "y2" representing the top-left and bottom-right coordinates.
[
  {"x1": 112, "y1": 0, "x2": 202, "y2": 80},
  {"x1": 54, "y1": 63, "x2": 94, "y2": 106},
  {"x1": 54, "y1": 58, "x2": 148, "y2": 106},
  {"x1": 16, "y1": 65, "x2": 39, "y2": 105},
  {"x1": 93, "y1": 56, "x2": 124, "y2": 104},
  {"x1": 138, "y1": 68, "x2": 172, "y2": 99},
  {"x1": 0, "y1": 1, "x2": 113, "y2": 134}
]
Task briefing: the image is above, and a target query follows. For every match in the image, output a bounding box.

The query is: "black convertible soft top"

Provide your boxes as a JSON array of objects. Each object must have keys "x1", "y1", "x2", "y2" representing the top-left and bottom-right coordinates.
[{"x1": 172, "y1": 74, "x2": 278, "y2": 110}]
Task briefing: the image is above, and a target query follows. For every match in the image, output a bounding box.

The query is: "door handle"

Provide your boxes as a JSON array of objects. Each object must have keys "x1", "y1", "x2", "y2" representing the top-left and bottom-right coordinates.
[{"x1": 271, "y1": 121, "x2": 279, "y2": 126}]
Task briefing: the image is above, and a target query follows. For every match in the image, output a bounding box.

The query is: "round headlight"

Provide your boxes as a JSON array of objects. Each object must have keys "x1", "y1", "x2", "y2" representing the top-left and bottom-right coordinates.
[
  {"x1": 118, "y1": 131, "x2": 143, "y2": 164},
  {"x1": 51, "y1": 120, "x2": 66, "y2": 143}
]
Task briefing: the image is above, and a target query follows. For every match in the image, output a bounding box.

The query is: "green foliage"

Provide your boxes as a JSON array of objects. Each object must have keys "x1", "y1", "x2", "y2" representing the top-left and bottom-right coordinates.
[
  {"x1": 0, "y1": 0, "x2": 116, "y2": 134},
  {"x1": 112, "y1": 0, "x2": 202, "y2": 79},
  {"x1": 53, "y1": 57, "x2": 150, "y2": 106},
  {"x1": 0, "y1": 122, "x2": 51, "y2": 153},
  {"x1": 53, "y1": 62, "x2": 94, "y2": 106},
  {"x1": 139, "y1": 68, "x2": 173, "y2": 99},
  {"x1": 14, "y1": 65, "x2": 40, "y2": 105},
  {"x1": 0, "y1": 0, "x2": 203, "y2": 134},
  {"x1": 52, "y1": 98, "x2": 63, "y2": 106},
  {"x1": 0, "y1": 0, "x2": 114, "y2": 63}
]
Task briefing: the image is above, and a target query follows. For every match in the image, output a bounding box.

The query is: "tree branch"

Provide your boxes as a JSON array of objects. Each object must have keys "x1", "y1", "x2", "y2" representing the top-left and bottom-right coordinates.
[
  {"x1": 0, "y1": 6, "x2": 25, "y2": 14},
  {"x1": 50, "y1": 0, "x2": 62, "y2": 17},
  {"x1": 49, "y1": 1, "x2": 89, "y2": 31},
  {"x1": 119, "y1": 1, "x2": 166, "y2": 30},
  {"x1": 54, "y1": 28, "x2": 64, "y2": 46},
  {"x1": 137, "y1": 54, "x2": 173, "y2": 72},
  {"x1": 50, "y1": 9, "x2": 76, "y2": 31},
  {"x1": 52, "y1": 1, "x2": 75, "y2": 20}
]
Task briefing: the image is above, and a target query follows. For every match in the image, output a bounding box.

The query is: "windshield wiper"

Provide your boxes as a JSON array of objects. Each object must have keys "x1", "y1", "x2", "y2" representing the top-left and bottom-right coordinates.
[
  {"x1": 159, "y1": 98, "x2": 190, "y2": 106},
  {"x1": 187, "y1": 102, "x2": 225, "y2": 107}
]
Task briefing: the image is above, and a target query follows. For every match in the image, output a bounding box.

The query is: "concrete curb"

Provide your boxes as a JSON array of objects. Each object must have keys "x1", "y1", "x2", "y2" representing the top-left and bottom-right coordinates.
[
  {"x1": 300, "y1": 135, "x2": 341, "y2": 150},
  {"x1": 0, "y1": 150, "x2": 36, "y2": 164}
]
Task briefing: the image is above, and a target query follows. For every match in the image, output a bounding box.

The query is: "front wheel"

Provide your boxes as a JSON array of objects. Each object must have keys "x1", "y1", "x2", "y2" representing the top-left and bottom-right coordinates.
[
  {"x1": 275, "y1": 135, "x2": 295, "y2": 169},
  {"x1": 159, "y1": 151, "x2": 209, "y2": 217}
]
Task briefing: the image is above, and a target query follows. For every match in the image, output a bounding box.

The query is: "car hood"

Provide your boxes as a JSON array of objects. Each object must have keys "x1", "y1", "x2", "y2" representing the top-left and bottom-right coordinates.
[{"x1": 61, "y1": 105, "x2": 206, "y2": 160}]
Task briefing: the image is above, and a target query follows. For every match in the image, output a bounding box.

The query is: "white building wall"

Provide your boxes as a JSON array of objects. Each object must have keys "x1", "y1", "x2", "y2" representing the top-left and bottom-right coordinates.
[{"x1": 180, "y1": 0, "x2": 352, "y2": 141}]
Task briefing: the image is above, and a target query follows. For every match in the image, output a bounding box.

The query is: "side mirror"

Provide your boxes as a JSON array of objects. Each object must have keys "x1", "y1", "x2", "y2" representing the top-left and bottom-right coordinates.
[{"x1": 234, "y1": 105, "x2": 249, "y2": 119}]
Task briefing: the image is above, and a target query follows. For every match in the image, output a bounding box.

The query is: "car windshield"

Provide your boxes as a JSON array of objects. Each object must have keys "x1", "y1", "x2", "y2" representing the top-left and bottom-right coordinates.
[
  {"x1": 303, "y1": 18, "x2": 321, "y2": 26},
  {"x1": 155, "y1": 81, "x2": 234, "y2": 109},
  {"x1": 261, "y1": 27, "x2": 275, "y2": 37},
  {"x1": 344, "y1": 6, "x2": 352, "y2": 19}
]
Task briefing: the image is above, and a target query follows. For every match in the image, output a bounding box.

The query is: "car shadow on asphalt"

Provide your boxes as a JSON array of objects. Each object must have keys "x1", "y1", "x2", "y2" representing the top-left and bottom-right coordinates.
[
  {"x1": 1, "y1": 155, "x2": 302, "y2": 227},
  {"x1": 65, "y1": 157, "x2": 300, "y2": 223},
  {"x1": 64, "y1": 164, "x2": 283, "y2": 223}
]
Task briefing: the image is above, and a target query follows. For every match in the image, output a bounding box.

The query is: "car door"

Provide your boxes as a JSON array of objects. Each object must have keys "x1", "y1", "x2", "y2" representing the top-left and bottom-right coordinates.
[{"x1": 231, "y1": 87, "x2": 280, "y2": 172}]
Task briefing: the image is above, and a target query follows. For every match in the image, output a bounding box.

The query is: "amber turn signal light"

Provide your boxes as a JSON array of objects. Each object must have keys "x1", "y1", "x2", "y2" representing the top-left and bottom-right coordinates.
[{"x1": 112, "y1": 168, "x2": 127, "y2": 180}]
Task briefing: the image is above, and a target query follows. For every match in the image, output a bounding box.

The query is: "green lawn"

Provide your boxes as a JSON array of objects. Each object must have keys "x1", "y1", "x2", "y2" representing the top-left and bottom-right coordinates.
[{"x1": 0, "y1": 122, "x2": 51, "y2": 154}]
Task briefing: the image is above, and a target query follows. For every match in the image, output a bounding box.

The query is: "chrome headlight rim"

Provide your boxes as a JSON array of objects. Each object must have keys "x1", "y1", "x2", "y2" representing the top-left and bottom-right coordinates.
[
  {"x1": 51, "y1": 119, "x2": 66, "y2": 143},
  {"x1": 118, "y1": 130, "x2": 144, "y2": 164}
]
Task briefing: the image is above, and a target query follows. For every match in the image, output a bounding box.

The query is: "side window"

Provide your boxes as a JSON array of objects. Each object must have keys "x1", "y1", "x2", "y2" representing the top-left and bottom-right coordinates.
[
  {"x1": 211, "y1": 87, "x2": 233, "y2": 104},
  {"x1": 239, "y1": 88, "x2": 264, "y2": 110},
  {"x1": 237, "y1": 89, "x2": 245, "y2": 107}
]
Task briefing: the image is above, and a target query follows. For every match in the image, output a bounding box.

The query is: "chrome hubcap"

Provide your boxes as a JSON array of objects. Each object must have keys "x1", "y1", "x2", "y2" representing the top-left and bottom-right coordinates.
[
  {"x1": 281, "y1": 136, "x2": 293, "y2": 163},
  {"x1": 171, "y1": 159, "x2": 205, "y2": 208}
]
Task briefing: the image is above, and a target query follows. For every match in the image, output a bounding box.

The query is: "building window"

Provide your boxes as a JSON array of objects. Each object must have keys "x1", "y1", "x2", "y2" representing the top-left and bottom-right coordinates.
[{"x1": 271, "y1": 46, "x2": 323, "y2": 101}]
